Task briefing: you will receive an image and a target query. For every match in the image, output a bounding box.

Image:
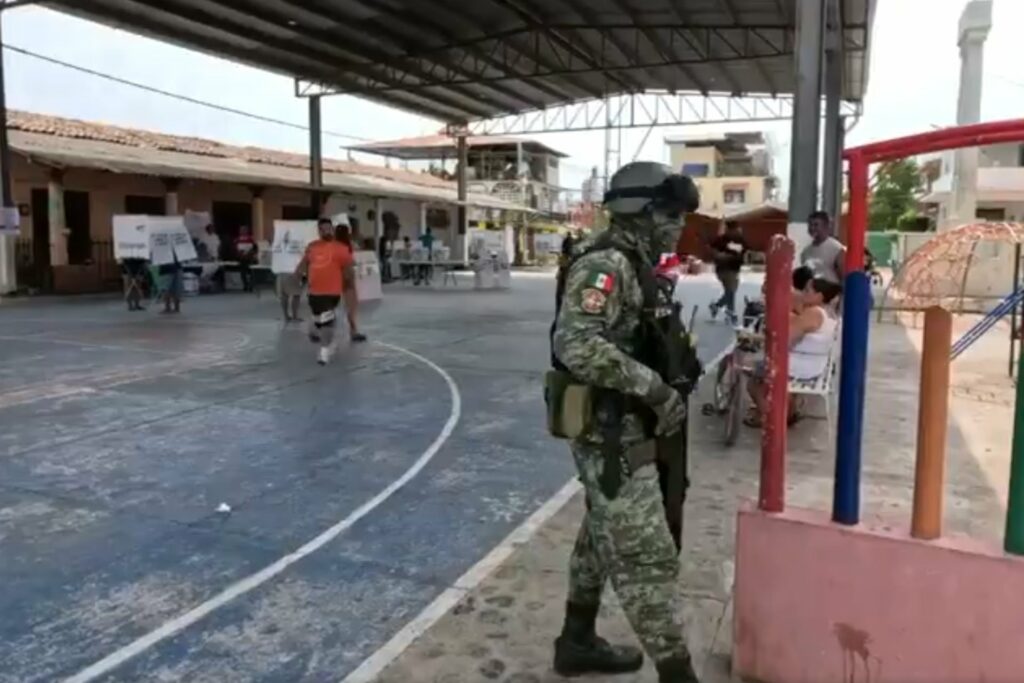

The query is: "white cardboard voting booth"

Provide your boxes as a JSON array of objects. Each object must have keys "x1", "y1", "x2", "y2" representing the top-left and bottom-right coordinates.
[
  {"x1": 270, "y1": 220, "x2": 320, "y2": 274},
  {"x1": 353, "y1": 251, "x2": 382, "y2": 301},
  {"x1": 113, "y1": 215, "x2": 198, "y2": 264},
  {"x1": 270, "y1": 219, "x2": 382, "y2": 301},
  {"x1": 470, "y1": 235, "x2": 511, "y2": 290}
]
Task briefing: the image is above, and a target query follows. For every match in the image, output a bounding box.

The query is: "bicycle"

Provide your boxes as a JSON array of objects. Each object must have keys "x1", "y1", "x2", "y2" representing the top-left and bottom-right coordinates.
[{"x1": 701, "y1": 298, "x2": 765, "y2": 446}]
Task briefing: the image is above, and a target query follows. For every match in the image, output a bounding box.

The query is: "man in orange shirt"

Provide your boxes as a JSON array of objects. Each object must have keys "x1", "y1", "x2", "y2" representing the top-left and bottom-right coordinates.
[{"x1": 295, "y1": 218, "x2": 355, "y2": 365}]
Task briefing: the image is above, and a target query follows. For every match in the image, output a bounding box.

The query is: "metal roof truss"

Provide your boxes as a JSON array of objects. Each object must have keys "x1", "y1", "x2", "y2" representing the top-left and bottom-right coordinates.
[{"x1": 448, "y1": 92, "x2": 861, "y2": 136}]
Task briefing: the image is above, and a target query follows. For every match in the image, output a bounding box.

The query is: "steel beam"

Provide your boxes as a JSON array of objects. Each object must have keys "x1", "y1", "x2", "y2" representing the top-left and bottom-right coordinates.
[
  {"x1": 0, "y1": 11, "x2": 15, "y2": 295},
  {"x1": 716, "y1": 0, "x2": 779, "y2": 95},
  {"x1": 309, "y1": 95, "x2": 323, "y2": 215},
  {"x1": 272, "y1": 0, "x2": 547, "y2": 111},
  {"x1": 118, "y1": 0, "x2": 498, "y2": 119},
  {"x1": 311, "y1": 26, "x2": 793, "y2": 97},
  {"x1": 549, "y1": 0, "x2": 657, "y2": 88},
  {"x1": 786, "y1": 0, "x2": 825, "y2": 248},
  {"x1": 607, "y1": 0, "x2": 707, "y2": 94},
  {"x1": 414, "y1": 0, "x2": 597, "y2": 100},
  {"x1": 453, "y1": 91, "x2": 860, "y2": 135},
  {"x1": 489, "y1": 0, "x2": 639, "y2": 92},
  {"x1": 821, "y1": 0, "x2": 844, "y2": 217}
]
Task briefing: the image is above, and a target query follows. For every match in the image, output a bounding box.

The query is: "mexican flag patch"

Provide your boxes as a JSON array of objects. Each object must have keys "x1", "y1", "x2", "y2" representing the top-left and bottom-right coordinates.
[{"x1": 588, "y1": 272, "x2": 616, "y2": 293}]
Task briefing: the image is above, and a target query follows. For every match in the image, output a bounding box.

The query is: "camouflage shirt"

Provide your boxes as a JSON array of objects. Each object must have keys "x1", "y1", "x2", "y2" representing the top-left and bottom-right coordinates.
[{"x1": 552, "y1": 228, "x2": 667, "y2": 443}]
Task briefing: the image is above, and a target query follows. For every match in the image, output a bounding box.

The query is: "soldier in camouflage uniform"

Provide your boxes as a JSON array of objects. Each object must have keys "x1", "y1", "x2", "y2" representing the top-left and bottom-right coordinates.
[{"x1": 551, "y1": 162, "x2": 700, "y2": 682}]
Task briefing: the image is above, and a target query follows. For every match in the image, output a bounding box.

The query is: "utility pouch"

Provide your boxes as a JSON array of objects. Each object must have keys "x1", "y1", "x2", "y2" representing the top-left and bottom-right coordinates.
[{"x1": 544, "y1": 370, "x2": 593, "y2": 439}]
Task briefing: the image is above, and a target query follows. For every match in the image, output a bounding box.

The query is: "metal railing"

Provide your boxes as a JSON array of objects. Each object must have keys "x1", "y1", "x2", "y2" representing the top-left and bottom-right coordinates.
[
  {"x1": 14, "y1": 239, "x2": 120, "y2": 293},
  {"x1": 950, "y1": 288, "x2": 1024, "y2": 360}
]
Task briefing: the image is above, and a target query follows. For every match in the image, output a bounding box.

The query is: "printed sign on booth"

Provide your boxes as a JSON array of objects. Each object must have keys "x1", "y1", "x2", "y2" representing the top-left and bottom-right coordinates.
[
  {"x1": 112, "y1": 215, "x2": 150, "y2": 260},
  {"x1": 270, "y1": 220, "x2": 319, "y2": 274},
  {"x1": 112, "y1": 215, "x2": 198, "y2": 264}
]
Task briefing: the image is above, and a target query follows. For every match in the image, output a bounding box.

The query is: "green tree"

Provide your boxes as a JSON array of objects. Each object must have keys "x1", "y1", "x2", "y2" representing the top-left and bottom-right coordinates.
[{"x1": 868, "y1": 158, "x2": 924, "y2": 231}]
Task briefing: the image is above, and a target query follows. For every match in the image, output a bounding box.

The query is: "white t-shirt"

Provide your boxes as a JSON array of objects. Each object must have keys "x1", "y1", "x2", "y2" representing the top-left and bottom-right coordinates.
[
  {"x1": 800, "y1": 237, "x2": 845, "y2": 284},
  {"x1": 204, "y1": 233, "x2": 221, "y2": 259}
]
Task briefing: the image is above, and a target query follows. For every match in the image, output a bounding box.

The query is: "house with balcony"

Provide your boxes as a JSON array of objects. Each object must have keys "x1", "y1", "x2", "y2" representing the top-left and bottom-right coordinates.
[
  {"x1": 921, "y1": 142, "x2": 1024, "y2": 223},
  {"x1": 348, "y1": 134, "x2": 568, "y2": 221},
  {"x1": 665, "y1": 132, "x2": 779, "y2": 217}
]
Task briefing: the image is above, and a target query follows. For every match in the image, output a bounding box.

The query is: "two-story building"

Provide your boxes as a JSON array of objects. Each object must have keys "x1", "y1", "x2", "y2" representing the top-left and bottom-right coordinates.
[
  {"x1": 348, "y1": 135, "x2": 568, "y2": 218},
  {"x1": 922, "y1": 142, "x2": 1024, "y2": 223},
  {"x1": 665, "y1": 132, "x2": 779, "y2": 216}
]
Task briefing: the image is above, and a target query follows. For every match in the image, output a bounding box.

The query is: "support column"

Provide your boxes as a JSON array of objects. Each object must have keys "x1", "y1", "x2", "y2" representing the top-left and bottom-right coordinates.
[
  {"x1": 48, "y1": 169, "x2": 67, "y2": 267},
  {"x1": 456, "y1": 133, "x2": 468, "y2": 262},
  {"x1": 374, "y1": 197, "x2": 383, "y2": 242},
  {"x1": 309, "y1": 95, "x2": 323, "y2": 217},
  {"x1": 912, "y1": 307, "x2": 952, "y2": 540},
  {"x1": 786, "y1": 0, "x2": 826, "y2": 254},
  {"x1": 821, "y1": 0, "x2": 843, "y2": 220},
  {"x1": 250, "y1": 186, "x2": 266, "y2": 243},
  {"x1": 0, "y1": 12, "x2": 17, "y2": 294},
  {"x1": 950, "y1": 0, "x2": 992, "y2": 229},
  {"x1": 419, "y1": 202, "x2": 427, "y2": 237},
  {"x1": 163, "y1": 178, "x2": 180, "y2": 216}
]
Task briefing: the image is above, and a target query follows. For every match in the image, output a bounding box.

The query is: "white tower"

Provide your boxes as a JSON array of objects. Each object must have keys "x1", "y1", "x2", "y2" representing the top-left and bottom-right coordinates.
[{"x1": 948, "y1": 0, "x2": 993, "y2": 229}]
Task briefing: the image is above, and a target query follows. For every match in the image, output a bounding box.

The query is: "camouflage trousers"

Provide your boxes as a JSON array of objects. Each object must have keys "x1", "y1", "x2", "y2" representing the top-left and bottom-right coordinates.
[{"x1": 567, "y1": 440, "x2": 689, "y2": 664}]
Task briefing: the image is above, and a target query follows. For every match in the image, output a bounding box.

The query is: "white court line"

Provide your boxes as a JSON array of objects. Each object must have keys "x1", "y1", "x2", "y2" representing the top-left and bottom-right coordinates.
[
  {"x1": 63, "y1": 341, "x2": 462, "y2": 683},
  {"x1": 340, "y1": 477, "x2": 583, "y2": 683},
  {"x1": 339, "y1": 334, "x2": 739, "y2": 682}
]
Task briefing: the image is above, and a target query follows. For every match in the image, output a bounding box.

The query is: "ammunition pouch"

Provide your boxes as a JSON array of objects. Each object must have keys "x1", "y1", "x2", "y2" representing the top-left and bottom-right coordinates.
[{"x1": 544, "y1": 370, "x2": 594, "y2": 440}]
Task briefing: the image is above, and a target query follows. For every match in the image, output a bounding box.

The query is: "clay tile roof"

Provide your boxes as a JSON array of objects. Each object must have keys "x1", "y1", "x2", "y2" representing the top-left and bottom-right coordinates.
[{"x1": 6, "y1": 109, "x2": 454, "y2": 190}]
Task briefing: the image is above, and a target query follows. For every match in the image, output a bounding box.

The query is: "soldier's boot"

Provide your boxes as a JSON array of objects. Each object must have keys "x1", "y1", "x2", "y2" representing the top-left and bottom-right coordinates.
[
  {"x1": 553, "y1": 602, "x2": 643, "y2": 676},
  {"x1": 656, "y1": 654, "x2": 701, "y2": 682}
]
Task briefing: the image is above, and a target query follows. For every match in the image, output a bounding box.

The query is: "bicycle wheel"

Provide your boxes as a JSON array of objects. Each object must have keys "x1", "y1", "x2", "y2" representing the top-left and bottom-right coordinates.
[
  {"x1": 713, "y1": 355, "x2": 734, "y2": 414},
  {"x1": 723, "y1": 370, "x2": 746, "y2": 447},
  {"x1": 715, "y1": 356, "x2": 741, "y2": 445}
]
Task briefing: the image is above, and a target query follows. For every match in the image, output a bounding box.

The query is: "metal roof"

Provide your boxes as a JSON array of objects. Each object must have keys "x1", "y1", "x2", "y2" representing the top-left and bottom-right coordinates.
[
  {"x1": 347, "y1": 134, "x2": 568, "y2": 161},
  {"x1": 51, "y1": 0, "x2": 875, "y2": 124},
  {"x1": 7, "y1": 112, "x2": 529, "y2": 212}
]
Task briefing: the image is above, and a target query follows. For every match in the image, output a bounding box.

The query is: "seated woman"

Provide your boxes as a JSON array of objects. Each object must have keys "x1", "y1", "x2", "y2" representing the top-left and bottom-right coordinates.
[{"x1": 744, "y1": 276, "x2": 842, "y2": 427}]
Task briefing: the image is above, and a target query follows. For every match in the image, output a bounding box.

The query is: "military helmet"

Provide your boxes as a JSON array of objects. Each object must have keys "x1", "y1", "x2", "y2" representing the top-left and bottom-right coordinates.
[{"x1": 603, "y1": 161, "x2": 700, "y2": 217}]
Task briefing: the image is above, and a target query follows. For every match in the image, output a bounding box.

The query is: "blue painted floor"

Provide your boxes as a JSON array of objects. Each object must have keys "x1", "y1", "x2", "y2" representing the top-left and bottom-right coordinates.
[{"x1": 0, "y1": 272, "x2": 747, "y2": 683}]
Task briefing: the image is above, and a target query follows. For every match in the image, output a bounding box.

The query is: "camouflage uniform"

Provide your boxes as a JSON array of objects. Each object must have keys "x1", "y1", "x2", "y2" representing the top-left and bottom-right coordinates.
[{"x1": 553, "y1": 226, "x2": 689, "y2": 666}]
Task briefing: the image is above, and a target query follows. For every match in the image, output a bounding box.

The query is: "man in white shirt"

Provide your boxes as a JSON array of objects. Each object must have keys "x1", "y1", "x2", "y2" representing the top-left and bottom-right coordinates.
[{"x1": 800, "y1": 211, "x2": 846, "y2": 285}]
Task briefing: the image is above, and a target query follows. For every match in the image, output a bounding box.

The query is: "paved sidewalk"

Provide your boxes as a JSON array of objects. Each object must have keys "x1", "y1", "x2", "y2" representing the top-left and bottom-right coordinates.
[{"x1": 372, "y1": 318, "x2": 1014, "y2": 683}]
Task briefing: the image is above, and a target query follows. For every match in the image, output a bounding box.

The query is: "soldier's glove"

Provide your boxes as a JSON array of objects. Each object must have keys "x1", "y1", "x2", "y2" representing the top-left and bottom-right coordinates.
[{"x1": 646, "y1": 384, "x2": 687, "y2": 436}]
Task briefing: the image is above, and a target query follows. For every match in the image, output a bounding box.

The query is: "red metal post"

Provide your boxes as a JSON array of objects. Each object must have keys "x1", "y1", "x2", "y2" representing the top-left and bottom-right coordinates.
[
  {"x1": 760, "y1": 234, "x2": 793, "y2": 513},
  {"x1": 845, "y1": 152, "x2": 868, "y2": 273}
]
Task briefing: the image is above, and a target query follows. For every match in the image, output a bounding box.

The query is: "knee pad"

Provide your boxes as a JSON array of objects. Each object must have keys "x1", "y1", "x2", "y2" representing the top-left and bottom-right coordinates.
[{"x1": 313, "y1": 309, "x2": 336, "y2": 328}]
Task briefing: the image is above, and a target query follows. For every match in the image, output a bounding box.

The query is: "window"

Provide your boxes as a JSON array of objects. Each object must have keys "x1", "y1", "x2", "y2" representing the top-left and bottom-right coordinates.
[
  {"x1": 682, "y1": 163, "x2": 709, "y2": 178},
  {"x1": 723, "y1": 188, "x2": 746, "y2": 205},
  {"x1": 1018, "y1": 144, "x2": 1024, "y2": 167},
  {"x1": 976, "y1": 207, "x2": 1005, "y2": 221}
]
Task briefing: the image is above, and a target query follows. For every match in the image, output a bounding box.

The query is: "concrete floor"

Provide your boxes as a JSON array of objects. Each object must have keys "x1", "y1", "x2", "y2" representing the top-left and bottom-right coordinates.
[
  {"x1": 370, "y1": 302, "x2": 1015, "y2": 683},
  {"x1": 0, "y1": 272, "x2": 749, "y2": 683}
]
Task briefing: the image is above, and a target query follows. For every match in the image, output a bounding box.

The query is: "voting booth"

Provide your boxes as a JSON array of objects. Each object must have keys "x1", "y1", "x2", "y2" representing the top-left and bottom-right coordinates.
[
  {"x1": 270, "y1": 219, "x2": 382, "y2": 302},
  {"x1": 270, "y1": 220, "x2": 320, "y2": 274},
  {"x1": 353, "y1": 251, "x2": 382, "y2": 301},
  {"x1": 470, "y1": 236, "x2": 511, "y2": 290},
  {"x1": 113, "y1": 215, "x2": 198, "y2": 265}
]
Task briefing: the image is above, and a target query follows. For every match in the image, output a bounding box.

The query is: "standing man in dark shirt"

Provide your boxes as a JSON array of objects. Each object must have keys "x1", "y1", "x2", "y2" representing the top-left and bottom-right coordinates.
[{"x1": 709, "y1": 220, "x2": 747, "y2": 324}]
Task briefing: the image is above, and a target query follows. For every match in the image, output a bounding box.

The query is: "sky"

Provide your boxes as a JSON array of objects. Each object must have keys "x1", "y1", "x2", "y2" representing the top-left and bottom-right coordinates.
[{"x1": 2, "y1": 1, "x2": 1023, "y2": 198}]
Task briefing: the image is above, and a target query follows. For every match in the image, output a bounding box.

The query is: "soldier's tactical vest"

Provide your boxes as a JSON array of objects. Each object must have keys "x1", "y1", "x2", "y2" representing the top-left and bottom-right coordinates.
[{"x1": 546, "y1": 231, "x2": 701, "y2": 445}]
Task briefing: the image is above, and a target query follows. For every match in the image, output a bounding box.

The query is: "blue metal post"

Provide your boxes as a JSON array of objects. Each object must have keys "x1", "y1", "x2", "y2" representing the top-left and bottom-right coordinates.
[{"x1": 833, "y1": 271, "x2": 871, "y2": 524}]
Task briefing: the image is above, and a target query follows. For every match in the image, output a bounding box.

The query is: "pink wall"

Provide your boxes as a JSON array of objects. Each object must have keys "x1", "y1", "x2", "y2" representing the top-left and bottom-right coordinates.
[{"x1": 734, "y1": 503, "x2": 1024, "y2": 683}]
